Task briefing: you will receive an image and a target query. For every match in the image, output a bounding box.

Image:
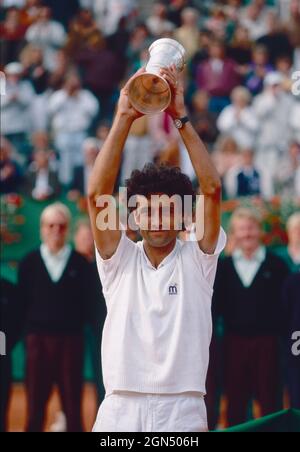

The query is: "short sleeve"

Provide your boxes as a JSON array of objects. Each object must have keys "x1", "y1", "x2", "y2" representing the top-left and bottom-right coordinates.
[
  {"x1": 183, "y1": 228, "x2": 227, "y2": 290},
  {"x1": 95, "y1": 231, "x2": 136, "y2": 298}
]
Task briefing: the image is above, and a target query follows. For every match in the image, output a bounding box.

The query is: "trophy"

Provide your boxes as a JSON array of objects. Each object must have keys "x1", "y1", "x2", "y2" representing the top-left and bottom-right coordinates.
[{"x1": 128, "y1": 38, "x2": 186, "y2": 115}]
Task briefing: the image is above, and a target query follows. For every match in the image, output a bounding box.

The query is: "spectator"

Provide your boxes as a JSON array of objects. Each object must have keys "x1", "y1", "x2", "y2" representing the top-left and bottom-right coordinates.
[
  {"x1": 48, "y1": 71, "x2": 99, "y2": 186},
  {"x1": 174, "y1": 7, "x2": 200, "y2": 60},
  {"x1": 21, "y1": 45, "x2": 49, "y2": 94},
  {"x1": 18, "y1": 203, "x2": 91, "y2": 432},
  {"x1": 256, "y1": 11, "x2": 294, "y2": 65},
  {"x1": 0, "y1": 137, "x2": 23, "y2": 194},
  {"x1": 217, "y1": 86, "x2": 259, "y2": 149},
  {"x1": 1, "y1": 7, "x2": 27, "y2": 64},
  {"x1": 275, "y1": 142, "x2": 300, "y2": 199},
  {"x1": 167, "y1": 0, "x2": 192, "y2": 28},
  {"x1": 212, "y1": 136, "x2": 241, "y2": 182},
  {"x1": 0, "y1": 279, "x2": 20, "y2": 433},
  {"x1": 227, "y1": 25, "x2": 253, "y2": 66},
  {"x1": 120, "y1": 116, "x2": 154, "y2": 185},
  {"x1": 25, "y1": 6, "x2": 67, "y2": 71},
  {"x1": 1, "y1": 62, "x2": 35, "y2": 158},
  {"x1": 42, "y1": 0, "x2": 80, "y2": 30},
  {"x1": 245, "y1": 45, "x2": 273, "y2": 96},
  {"x1": 191, "y1": 90, "x2": 218, "y2": 148},
  {"x1": 64, "y1": 8, "x2": 105, "y2": 59},
  {"x1": 69, "y1": 138, "x2": 100, "y2": 200},
  {"x1": 24, "y1": 149, "x2": 60, "y2": 201},
  {"x1": 74, "y1": 220, "x2": 106, "y2": 405},
  {"x1": 92, "y1": 0, "x2": 137, "y2": 37},
  {"x1": 75, "y1": 38, "x2": 122, "y2": 121},
  {"x1": 146, "y1": 2, "x2": 175, "y2": 37},
  {"x1": 289, "y1": 98, "x2": 300, "y2": 145},
  {"x1": 240, "y1": 0, "x2": 272, "y2": 41},
  {"x1": 282, "y1": 272, "x2": 300, "y2": 409},
  {"x1": 285, "y1": 0, "x2": 300, "y2": 57},
  {"x1": 126, "y1": 23, "x2": 151, "y2": 73},
  {"x1": 225, "y1": 149, "x2": 261, "y2": 199},
  {"x1": 253, "y1": 71, "x2": 294, "y2": 199},
  {"x1": 276, "y1": 213, "x2": 300, "y2": 273},
  {"x1": 214, "y1": 208, "x2": 289, "y2": 427},
  {"x1": 197, "y1": 39, "x2": 240, "y2": 113}
]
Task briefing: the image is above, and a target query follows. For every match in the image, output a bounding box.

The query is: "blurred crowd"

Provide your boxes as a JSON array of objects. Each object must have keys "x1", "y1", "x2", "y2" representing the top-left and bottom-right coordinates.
[
  {"x1": 1, "y1": 0, "x2": 300, "y2": 433},
  {"x1": 1, "y1": 0, "x2": 300, "y2": 201}
]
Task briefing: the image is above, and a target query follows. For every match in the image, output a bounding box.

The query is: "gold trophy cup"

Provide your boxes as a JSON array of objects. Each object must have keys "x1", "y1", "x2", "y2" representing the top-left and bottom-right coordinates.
[{"x1": 128, "y1": 38, "x2": 186, "y2": 115}]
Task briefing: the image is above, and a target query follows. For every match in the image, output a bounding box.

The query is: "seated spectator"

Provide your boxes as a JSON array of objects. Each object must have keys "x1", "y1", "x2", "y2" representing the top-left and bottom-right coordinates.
[
  {"x1": 41, "y1": 0, "x2": 80, "y2": 30},
  {"x1": 174, "y1": 7, "x2": 200, "y2": 60},
  {"x1": 245, "y1": 45, "x2": 273, "y2": 96},
  {"x1": 1, "y1": 7, "x2": 27, "y2": 64},
  {"x1": 190, "y1": 29, "x2": 213, "y2": 78},
  {"x1": 205, "y1": 6, "x2": 228, "y2": 41},
  {"x1": 214, "y1": 207, "x2": 289, "y2": 427},
  {"x1": 48, "y1": 71, "x2": 99, "y2": 186},
  {"x1": 225, "y1": 149, "x2": 261, "y2": 199},
  {"x1": 167, "y1": 0, "x2": 191, "y2": 28},
  {"x1": 289, "y1": 99, "x2": 300, "y2": 145},
  {"x1": 217, "y1": 86, "x2": 259, "y2": 149},
  {"x1": 64, "y1": 8, "x2": 105, "y2": 59},
  {"x1": 75, "y1": 38, "x2": 122, "y2": 121},
  {"x1": 0, "y1": 137, "x2": 23, "y2": 194},
  {"x1": 212, "y1": 136, "x2": 241, "y2": 182},
  {"x1": 227, "y1": 25, "x2": 253, "y2": 66},
  {"x1": 253, "y1": 71, "x2": 294, "y2": 199},
  {"x1": 120, "y1": 116, "x2": 154, "y2": 185},
  {"x1": 19, "y1": 0, "x2": 42, "y2": 28},
  {"x1": 196, "y1": 39, "x2": 240, "y2": 113},
  {"x1": 68, "y1": 138, "x2": 100, "y2": 200},
  {"x1": 24, "y1": 149, "x2": 60, "y2": 201},
  {"x1": 92, "y1": 0, "x2": 137, "y2": 37},
  {"x1": 25, "y1": 6, "x2": 67, "y2": 71},
  {"x1": 21, "y1": 44, "x2": 49, "y2": 94},
  {"x1": 240, "y1": 0, "x2": 272, "y2": 41},
  {"x1": 284, "y1": 0, "x2": 300, "y2": 54},
  {"x1": 282, "y1": 272, "x2": 300, "y2": 409},
  {"x1": 191, "y1": 90, "x2": 218, "y2": 148},
  {"x1": 275, "y1": 142, "x2": 300, "y2": 199},
  {"x1": 276, "y1": 212, "x2": 300, "y2": 273},
  {"x1": 146, "y1": 2, "x2": 175, "y2": 37},
  {"x1": 257, "y1": 11, "x2": 294, "y2": 65},
  {"x1": 126, "y1": 24, "x2": 151, "y2": 72},
  {"x1": 1, "y1": 62, "x2": 35, "y2": 158}
]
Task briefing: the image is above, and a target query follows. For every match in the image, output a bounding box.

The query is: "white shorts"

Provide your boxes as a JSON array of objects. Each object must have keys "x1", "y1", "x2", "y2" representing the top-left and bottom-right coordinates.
[{"x1": 92, "y1": 392, "x2": 208, "y2": 433}]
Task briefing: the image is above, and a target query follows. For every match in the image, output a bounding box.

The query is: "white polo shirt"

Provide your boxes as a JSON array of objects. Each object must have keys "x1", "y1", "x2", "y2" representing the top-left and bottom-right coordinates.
[{"x1": 96, "y1": 228, "x2": 226, "y2": 397}]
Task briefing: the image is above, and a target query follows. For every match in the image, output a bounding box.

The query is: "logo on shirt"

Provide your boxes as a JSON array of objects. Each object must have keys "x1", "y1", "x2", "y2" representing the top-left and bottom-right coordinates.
[{"x1": 169, "y1": 284, "x2": 178, "y2": 296}]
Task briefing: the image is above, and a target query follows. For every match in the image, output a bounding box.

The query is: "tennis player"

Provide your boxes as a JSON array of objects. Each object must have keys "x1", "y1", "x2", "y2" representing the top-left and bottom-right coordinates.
[{"x1": 88, "y1": 66, "x2": 226, "y2": 432}]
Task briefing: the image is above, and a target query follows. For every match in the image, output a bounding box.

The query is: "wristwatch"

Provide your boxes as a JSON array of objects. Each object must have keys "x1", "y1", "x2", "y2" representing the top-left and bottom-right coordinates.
[{"x1": 174, "y1": 116, "x2": 189, "y2": 129}]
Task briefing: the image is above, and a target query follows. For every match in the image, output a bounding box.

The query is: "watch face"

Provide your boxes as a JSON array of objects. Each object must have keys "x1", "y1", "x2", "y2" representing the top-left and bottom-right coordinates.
[{"x1": 175, "y1": 119, "x2": 182, "y2": 129}]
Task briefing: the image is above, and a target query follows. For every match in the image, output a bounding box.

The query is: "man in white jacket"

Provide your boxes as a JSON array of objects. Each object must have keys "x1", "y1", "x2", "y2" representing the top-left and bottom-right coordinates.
[
  {"x1": 253, "y1": 72, "x2": 294, "y2": 199},
  {"x1": 217, "y1": 86, "x2": 259, "y2": 150},
  {"x1": 48, "y1": 72, "x2": 99, "y2": 186},
  {"x1": 1, "y1": 63, "x2": 35, "y2": 157}
]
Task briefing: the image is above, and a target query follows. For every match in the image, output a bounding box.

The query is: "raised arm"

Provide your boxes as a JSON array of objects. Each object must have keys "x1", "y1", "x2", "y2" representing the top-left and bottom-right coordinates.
[
  {"x1": 161, "y1": 66, "x2": 222, "y2": 254},
  {"x1": 87, "y1": 69, "x2": 145, "y2": 259}
]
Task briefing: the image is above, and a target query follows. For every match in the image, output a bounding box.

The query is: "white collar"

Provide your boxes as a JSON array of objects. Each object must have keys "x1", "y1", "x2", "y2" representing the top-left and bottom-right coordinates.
[{"x1": 233, "y1": 246, "x2": 266, "y2": 263}]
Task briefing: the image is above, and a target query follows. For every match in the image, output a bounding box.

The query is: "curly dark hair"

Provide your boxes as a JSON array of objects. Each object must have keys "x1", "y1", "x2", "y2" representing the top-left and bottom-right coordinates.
[{"x1": 125, "y1": 163, "x2": 196, "y2": 210}]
